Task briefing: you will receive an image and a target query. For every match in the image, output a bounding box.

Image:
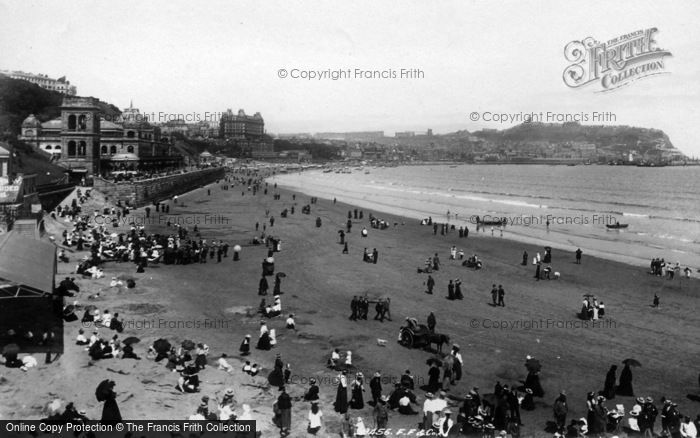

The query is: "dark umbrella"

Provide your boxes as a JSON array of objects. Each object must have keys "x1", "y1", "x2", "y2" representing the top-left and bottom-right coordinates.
[
  {"x1": 426, "y1": 357, "x2": 443, "y2": 367},
  {"x1": 123, "y1": 336, "x2": 140, "y2": 345},
  {"x1": 181, "y1": 339, "x2": 195, "y2": 350},
  {"x1": 63, "y1": 304, "x2": 76, "y2": 314},
  {"x1": 276, "y1": 272, "x2": 287, "y2": 278},
  {"x1": 153, "y1": 338, "x2": 171, "y2": 354},
  {"x1": 525, "y1": 357, "x2": 542, "y2": 373},
  {"x1": 687, "y1": 394, "x2": 700, "y2": 403},
  {"x1": 582, "y1": 294, "x2": 596, "y2": 299},
  {"x1": 2, "y1": 343, "x2": 19, "y2": 356},
  {"x1": 95, "y1": 379, "x2": 115, "y2": 402},
  {"x1": 622, "y1": 358, "x2": 642, "y2": 367}
]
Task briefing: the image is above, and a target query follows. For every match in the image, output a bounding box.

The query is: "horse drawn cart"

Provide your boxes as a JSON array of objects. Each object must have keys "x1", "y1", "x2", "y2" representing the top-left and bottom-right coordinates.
[{"x1": 398, "y1": 319, "x2": 450, "y2": 352}]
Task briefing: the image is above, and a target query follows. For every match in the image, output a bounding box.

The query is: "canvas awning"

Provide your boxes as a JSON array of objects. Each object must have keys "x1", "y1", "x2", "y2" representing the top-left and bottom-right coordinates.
[
  {"x1": 110, "y1": 153, "x2": 139, "y2": 161},
  {"x1": 0, "y1": 232, "x2": 56, "y2": 294}
]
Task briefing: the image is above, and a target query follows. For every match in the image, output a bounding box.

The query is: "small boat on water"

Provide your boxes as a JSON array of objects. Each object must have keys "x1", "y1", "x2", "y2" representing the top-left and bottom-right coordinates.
[
  {"x1": 606, "y1": 222, "x2": 629, "y2": 229},
  {"x1": 476, "y1": 216, "x2": 507, "y2": 226}
]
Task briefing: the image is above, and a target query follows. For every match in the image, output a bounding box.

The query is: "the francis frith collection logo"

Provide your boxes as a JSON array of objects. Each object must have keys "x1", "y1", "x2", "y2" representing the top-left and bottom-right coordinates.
[{"x1": 563, "y1": 28, "x2": 672, "y2": 92}]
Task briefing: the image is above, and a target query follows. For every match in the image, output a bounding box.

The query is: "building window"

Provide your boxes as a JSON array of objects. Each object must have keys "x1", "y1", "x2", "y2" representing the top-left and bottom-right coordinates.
[
  {"x1": 68, "y1": 115, "x2": 77, "y2": 130},
  {"x1": 78, "y1": 141, "x2": 87, "y2": 156},
  {"x1": 101, "y1": 145, "x2": 108, "y2": 154},
  {"x1": 45, "y1": 145, "x2": 52, "y2": 150},
  {"x1": 127, "y1": 145, "x2": 135, "y2": 153},
  {"x1": 67, "y1": 141, "x2": 76, "y2": 156},
  {"x1": 127, "y1": 131, "x2": 135, "y2": 138},
  {"x1": 78, "y1": 115, "x2": 87, "y2": 130},
  {"x1": 110, "y1": 145, "x2": 117, "y2": 154}
]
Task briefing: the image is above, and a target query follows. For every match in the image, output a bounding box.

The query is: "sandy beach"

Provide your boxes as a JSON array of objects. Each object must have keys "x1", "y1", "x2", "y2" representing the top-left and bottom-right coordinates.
[{"x1": 2, "y1": 170, "x2": 699, "y2": 437}]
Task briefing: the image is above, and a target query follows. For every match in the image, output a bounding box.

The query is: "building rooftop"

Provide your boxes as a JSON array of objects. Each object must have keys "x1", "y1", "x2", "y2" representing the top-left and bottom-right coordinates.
[
  {"x1": 41, "y1": 119, "x2": 63, "y2": 129},
  {"x1": 21, "y1": 114, "x2": 41, "y2": 128},
  {"x1": 0, "y1": 231, "x2": 56, "y2": 293}
]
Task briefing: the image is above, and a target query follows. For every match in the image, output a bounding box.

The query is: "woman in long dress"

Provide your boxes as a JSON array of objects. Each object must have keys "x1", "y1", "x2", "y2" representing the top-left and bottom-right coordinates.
[
  {"x1": 276, "y1": 387, "x2": 292, "y2": 436},
  {"x1": 451, "y1": 347, "x2": 463, "y2": 383},
  {"x1": 334, "y1": 371, "x2": 348, "y2": 414},
  {"x1": 100, "y1": 381, "x2": 122, "y2": 423},
  {"x1": 256, "y1": 331, "x2": 271, "y2": 350},
  {"x1": 586, "y1": 393, "x2": 598, "y2": 434},
  {"x1": 268, "y1": 354, "x2": 285, "y2": 387},
  {"x1": 521, "y1": 388, "x2": 535, "y2": 411},
  {"x1": 616, "y1": 363, "x2": 634, "y2": 396},
  {"x1": 239, "y1": 335, "x2": 250, "y2": 356},
  {"x1": 428, "y1": 363, "x2": 441, "y2": 393},
  {"x1": 350, "y1": 373, "x2": 365, "y2": 409},
  {"x1": 602, "y1": 365, "x2": 617, "y2": 399},
  {"x1": 525, "y1": 371, "x2": 544, "y2": 398}
]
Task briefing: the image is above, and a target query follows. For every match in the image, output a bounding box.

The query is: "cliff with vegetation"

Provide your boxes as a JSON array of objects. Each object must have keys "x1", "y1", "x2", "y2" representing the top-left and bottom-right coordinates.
[
  {"x1": 473, "y1": 122, "x2": 677, "y2": 156},
  {"x1": 0, "y1": 76, "x2": 121, "y2": 183}
]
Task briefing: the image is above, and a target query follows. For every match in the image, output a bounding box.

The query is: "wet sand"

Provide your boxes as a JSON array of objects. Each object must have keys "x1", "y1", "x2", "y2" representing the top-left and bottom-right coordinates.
[{"x1": 2, "y1": 174, "x2": 699, "y2": 437}]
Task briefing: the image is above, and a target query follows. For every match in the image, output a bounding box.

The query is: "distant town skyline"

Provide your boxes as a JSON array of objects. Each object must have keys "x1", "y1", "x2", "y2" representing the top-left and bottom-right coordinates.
[{"x1": 1, "y1": 0, "x2": 699, "y2": 155}]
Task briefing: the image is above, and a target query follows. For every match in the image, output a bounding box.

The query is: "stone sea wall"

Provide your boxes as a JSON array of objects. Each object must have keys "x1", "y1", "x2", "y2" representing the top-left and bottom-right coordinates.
[{"x1": 93, "y1": 167, "x2": 225, "y2": 207}]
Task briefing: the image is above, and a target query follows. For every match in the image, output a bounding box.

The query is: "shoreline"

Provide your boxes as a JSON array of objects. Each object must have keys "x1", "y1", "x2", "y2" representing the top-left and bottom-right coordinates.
[
  {"x1": 268, "y1": 167, "x2": 700, "y2": 270},
  {"x1": 2, "y1": 172, "x2": 698, "y2": 437}
]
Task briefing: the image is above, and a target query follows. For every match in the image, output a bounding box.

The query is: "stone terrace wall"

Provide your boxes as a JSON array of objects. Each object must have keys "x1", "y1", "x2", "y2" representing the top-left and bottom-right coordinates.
[{"x1": 93, "y1": 167, "x2": 225, "y2": 207}]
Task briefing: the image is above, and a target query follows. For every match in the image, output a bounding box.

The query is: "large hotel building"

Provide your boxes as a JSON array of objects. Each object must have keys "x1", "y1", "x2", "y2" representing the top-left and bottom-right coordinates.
[
  {"x1": 0, "y1": 70, "x2": 77, "y2": 95},
  {"x1": 219, "y1": 109, "x2": 274, "y2": 158}
]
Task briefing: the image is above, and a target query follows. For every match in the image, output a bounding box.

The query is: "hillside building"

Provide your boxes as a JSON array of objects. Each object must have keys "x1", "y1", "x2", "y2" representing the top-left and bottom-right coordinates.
[
  {"x1": 20, "y1": 98, "x2": 183, "y2": 178},
  {"x1": 0, "y1": 70, "x2": 77, "y2": 95}
]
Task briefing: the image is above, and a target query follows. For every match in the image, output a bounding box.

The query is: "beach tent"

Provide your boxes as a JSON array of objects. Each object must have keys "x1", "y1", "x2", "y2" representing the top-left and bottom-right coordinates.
[
  {"x1": 0, "y1": 232, "x2": 56, "y2": 297},
  {"x1": 0, "y1": 232, "x2": 62, "y2": 354}
]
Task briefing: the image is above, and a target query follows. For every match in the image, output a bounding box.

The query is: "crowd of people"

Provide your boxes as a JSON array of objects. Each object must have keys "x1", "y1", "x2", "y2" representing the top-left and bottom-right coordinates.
[
  {"x1": 579, "y1": 296, "x2": 606, "y2": 320},
  {"x1": 650, "y1": 257, "x2": 692, "y2": 279},
  {"x1": 5, "y1": 164, "x2": 699, "y2": 438}
]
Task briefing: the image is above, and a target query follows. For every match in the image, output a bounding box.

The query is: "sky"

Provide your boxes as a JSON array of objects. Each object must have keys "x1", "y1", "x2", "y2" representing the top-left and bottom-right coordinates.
[{"x1": 1, "y1": 0, "x2": 699, "y2": 156}]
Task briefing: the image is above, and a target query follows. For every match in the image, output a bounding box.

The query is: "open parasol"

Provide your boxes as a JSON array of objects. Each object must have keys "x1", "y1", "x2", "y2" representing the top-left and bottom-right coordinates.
[
  {"x1": 622, "y1": 358, "x2": 642, "y2": 367},
  {"x1": 276, "y1": 272, "x2": 287, "y2": 278},
  {"x1": 153, "y1": 338, "x2": 171, "y2": 354},
  {"x1": 95, "y1": 379, "x2": 115, "y2": 402},
  {"x1": 525, "y1": 357, "x2": 542, "y2": 373},
  {"x1": 181, "y1": 339, "x2": 195, "y2": 350},
  {"x1": 233, "y1": 245, "x2": 242, "y2": 252},
  {"x1": 426, "y1": 357, "x2": 443, "y2": 367},
  {"x1": 266, "y1": 257, "x2": 274, "y2": 263},
  {"x1": 123, "y1": 336, "x2": 140, "y2": 345}
]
